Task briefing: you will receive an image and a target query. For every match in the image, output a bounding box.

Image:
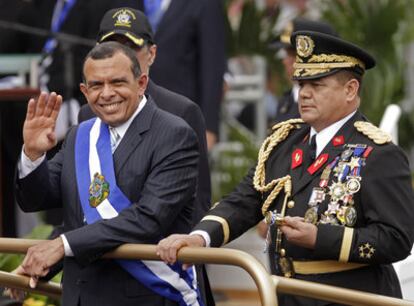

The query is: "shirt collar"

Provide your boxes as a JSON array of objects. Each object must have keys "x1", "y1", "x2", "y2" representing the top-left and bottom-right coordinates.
[
  {"x1": 110, "y1": 95, "x2": 147, "y2": 139},
  {"x1": 310, "y1": 110, "x2": 356, "y2": 157}
]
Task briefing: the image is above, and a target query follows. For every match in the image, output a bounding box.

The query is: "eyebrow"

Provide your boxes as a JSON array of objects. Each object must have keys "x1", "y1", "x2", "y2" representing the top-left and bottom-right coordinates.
[{"x1": 87, "y1": 77, "x2": 128, "y2": 87}]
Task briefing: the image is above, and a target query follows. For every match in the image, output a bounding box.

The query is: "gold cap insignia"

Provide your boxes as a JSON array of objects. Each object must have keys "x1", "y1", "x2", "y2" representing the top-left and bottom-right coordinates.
[
  {"x1": 354, "y1": 121, "x2": 392, "y2": 145},
  {"x1": 113, "y1": 9, "x2": 136, "y2": 28},
  {"x1": 296, "y1": 35, "x2": 314, "y2": 58}
]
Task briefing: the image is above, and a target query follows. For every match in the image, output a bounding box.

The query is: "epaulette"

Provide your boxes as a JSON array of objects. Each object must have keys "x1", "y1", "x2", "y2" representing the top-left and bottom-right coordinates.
[
  {"x1": 354, "y1": 121, "x2": 392, "y2": 145},
  {"x1": 271, "y1": 118, "x2": 304, "y2": 131}
]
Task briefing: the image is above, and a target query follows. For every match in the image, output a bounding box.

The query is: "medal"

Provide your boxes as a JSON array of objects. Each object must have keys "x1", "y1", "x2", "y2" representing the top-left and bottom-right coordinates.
[
  {"x1": 345, "y1": 206, "x2": 357, "y2": 226},
  {"x1": 308, "y1": 187, "x2": 325, "y2": 206},
  {"x1": 341, "y1": 149, "x2": 353, "y2": 161},
  {"x1": 304, "y1": 207, "x2": 318, "y2": 224},
  {"x1": 336, "y1": 207, "x2": 346, "y2": 225},
  {"x1": 346, "y1": 178, "x2": 361, "y2": 194},
  {"x1": 329, "y1": 182, "x2": 346, "y2": 201}
]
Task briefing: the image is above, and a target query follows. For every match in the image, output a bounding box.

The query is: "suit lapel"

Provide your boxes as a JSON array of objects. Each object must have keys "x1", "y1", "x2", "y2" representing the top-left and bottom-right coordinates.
[
  {"x1": 292, "y1": 112, "x2": 362, "y2": 196},
  {"x1": 113, "y1": 97, "x2": 156, "y2": 176}
]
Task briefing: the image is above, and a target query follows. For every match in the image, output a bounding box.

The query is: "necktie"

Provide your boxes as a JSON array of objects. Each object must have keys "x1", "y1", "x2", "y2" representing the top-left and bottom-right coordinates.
[
  {"x1": 144, "y1": 0, "x2": 163, "y2": 32},
  {"x1": 309, "y1": 134, "x2": 317, "y2": 161},
  {"x1": 110, "y1": 127, "x2": 120, "y2": 153}
]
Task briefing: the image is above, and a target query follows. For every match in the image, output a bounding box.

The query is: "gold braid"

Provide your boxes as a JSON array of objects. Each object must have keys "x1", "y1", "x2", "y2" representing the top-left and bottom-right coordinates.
[{"x1": 253, "y1": 118, "x2": 304, "y2": 216}]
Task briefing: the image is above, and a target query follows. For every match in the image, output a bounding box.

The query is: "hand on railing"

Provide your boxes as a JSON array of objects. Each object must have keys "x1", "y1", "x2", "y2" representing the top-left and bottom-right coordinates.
[
  {"x1": 156, "y1": 234, "x2": 205, "y2": 267},
  {"x1": 3, "y1": 266, "x2": 27, "y2": 301}
]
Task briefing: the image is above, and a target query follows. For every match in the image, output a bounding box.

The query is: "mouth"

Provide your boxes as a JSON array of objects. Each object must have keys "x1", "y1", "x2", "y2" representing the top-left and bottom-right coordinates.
[{"x1": 98, "y1": 101, "x2": 123, "y2": 112}]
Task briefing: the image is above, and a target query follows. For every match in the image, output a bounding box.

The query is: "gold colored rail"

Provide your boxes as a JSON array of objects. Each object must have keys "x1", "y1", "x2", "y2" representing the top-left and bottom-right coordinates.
[
  {"x1": 0, "y1": 271, "x2": 61, "y2": 299},
  {"x1": 1, "y1": 238, "x2": 414, "y2": 306},
  {"x1": 272, "y1": 275, "x2": 414, "y2": 306},
  {"x1": 0, "y1": 238, "x2": 277, "y2": 306}
]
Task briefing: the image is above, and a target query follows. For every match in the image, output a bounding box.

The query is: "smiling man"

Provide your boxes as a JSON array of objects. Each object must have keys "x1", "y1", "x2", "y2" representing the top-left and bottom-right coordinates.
[
  {"x1": 13, "y1": 42, "x2": 202, "y2": 306},
  {"x1": 157, "y1": 31, "x2": 414, "y2": 305}
]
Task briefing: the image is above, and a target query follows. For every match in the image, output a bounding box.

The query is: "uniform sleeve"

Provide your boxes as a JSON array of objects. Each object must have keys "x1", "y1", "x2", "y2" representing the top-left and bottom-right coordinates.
[
  {"x1": 193, "y1": 166, "x2": 264, "y2": 247},
  {"x1": 314, "y1": 144, "x2": 414, "y2": 264}
]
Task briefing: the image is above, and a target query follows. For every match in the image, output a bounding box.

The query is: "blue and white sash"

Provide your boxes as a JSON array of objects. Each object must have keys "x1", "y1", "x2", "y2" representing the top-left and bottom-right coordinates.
[{"x1": 75, "y1": 118, "x2": 203, "y2": 306}]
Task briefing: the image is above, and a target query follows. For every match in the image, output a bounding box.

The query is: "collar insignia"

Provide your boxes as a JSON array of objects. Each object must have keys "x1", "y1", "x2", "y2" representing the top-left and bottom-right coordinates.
[
  {"x1": 291, "y1": 148, "x2": 303, "y2": 169},
  {"x1": 332, "y1": 135, "x2": 345, "y2": 146}
]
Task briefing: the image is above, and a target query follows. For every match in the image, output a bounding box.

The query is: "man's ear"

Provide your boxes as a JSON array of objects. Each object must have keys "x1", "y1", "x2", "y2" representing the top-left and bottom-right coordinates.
[
  {"x1": 148, "y1": 45, "x2": 157, "y2": 66},
  {"x1": 80, "y1": 83, "x2": 88, "y2": 99},
  {"x1": 345, "y1": 78, "x2": 359, "y2": 102},
  {"x1": 137, "y1": 74, "x2": 148, "y2": 95}
]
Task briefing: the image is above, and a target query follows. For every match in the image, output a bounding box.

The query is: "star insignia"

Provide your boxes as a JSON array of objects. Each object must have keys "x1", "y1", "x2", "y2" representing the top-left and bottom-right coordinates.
[
  {"x1": 348, "y1": 157, "x2": 360, "y2": 170},
  {"x1": 359, "y1": 242, "x2": 375, "y2": 259}
]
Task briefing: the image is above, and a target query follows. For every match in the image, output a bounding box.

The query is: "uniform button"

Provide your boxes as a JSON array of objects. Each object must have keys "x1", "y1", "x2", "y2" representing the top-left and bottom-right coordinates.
[
  {"x1": 288, "y1": 201, "x2": 295, "y2": 209},
  {"x1": 280, "y1": 248, "x2": 286, "y2": 257}
]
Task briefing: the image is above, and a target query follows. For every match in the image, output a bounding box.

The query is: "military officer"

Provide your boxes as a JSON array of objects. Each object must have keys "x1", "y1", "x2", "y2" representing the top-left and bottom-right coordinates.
[{"x1": 156, "y1": 31, "x2": 414, "y2": 305}]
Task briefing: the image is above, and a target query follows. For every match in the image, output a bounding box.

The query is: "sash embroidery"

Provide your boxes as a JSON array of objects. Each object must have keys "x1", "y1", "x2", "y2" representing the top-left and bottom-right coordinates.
[{"x1": 75, "y1": 118, "x2": 203, "y2": 306}]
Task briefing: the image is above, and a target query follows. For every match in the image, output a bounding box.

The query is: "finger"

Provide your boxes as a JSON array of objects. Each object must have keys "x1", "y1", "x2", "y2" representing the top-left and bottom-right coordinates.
[
  {"x1": 25, "y1": 98, "x2": 36, "y2": 121},
  {"x1": 50, "y1": 94, "x2": 63, "y2": 122},
  {"x1": 43, "y1": 92, "x2": 58, "y2": 117},
  {"x1": 34, "y1": 92, "x2": 48, "y2": 117},
  {"x1": 29, "y1": 275, "x2": 38, "y2": 289},
  {"x1": 168, "y1": 240, "x2": 187, "y2": 264}
]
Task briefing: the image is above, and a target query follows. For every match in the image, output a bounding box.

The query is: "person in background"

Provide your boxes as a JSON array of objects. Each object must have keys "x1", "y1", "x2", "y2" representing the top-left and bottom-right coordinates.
[{"x1": 156, "y1": 31, "x2": 414, "y2": 305}]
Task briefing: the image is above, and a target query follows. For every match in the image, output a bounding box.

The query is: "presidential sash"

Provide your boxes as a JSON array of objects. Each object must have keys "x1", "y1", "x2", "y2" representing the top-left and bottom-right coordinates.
[{"x1": 75, "y1": 118, "x2": 203, "y2": 306}]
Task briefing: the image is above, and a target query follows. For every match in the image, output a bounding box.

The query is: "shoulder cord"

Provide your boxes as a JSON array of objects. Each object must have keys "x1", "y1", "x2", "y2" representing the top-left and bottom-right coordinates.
[{"x1": 253, "y1": 118, "x2": 304, "y2": 217}]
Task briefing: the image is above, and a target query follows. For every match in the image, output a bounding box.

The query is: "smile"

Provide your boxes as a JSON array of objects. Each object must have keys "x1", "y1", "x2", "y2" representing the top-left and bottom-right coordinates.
[{"x1": 99, "y1": 101, "x2": 122, "y2": 112}]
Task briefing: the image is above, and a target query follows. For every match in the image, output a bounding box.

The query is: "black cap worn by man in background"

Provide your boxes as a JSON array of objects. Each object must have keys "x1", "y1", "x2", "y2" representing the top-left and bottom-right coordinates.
[
  {"x1": 97, "y1": 8, "x2": 154, "y2": 47},
  {"x1": 77, "y1": 7, "x2": 214, "y2": 306}
]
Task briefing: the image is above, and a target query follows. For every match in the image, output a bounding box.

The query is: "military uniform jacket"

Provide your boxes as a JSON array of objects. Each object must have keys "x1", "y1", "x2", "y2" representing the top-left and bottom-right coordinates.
[{"x1": 194, "y1": 111, "x2": 414, "y2": 304}]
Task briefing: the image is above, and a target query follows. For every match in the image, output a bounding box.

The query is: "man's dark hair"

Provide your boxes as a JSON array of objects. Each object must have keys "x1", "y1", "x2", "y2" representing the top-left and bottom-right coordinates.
[
  {"x1": 82, "y1": 41, "x2": 141, "y2": 81},
  {"x1": 334, "y1": 69, "x2": 363, "y2": 96}
]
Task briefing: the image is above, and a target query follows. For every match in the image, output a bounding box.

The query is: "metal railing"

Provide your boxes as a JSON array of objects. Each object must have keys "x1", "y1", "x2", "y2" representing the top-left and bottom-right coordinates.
[{"x1": 1, "y1": 238, "x2": 414, "y2": 306}]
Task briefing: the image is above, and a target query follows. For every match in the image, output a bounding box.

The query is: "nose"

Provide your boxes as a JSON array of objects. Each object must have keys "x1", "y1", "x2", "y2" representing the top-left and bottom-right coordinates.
[
  {"x1": 101, "y1": 84, "x2": 115, "y2": 100},
  {"x1": 299, "y1": 83, "x2": 311, "y2": 99}
]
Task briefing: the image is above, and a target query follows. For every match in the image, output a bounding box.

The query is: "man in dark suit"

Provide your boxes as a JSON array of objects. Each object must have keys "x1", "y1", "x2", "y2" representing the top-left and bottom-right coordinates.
[
  {"x1": 146, "y1": 0, "x2": 226, "y2": 150},
  {"x1": 157, "y1": 31, "x2": 414, "y2": 305},
  {"x1": 12, "y1": 42, "x2": 201, "y2": 306},
  {"x1": 79, "y1": 7, "x2": 211, "y2": 225}
]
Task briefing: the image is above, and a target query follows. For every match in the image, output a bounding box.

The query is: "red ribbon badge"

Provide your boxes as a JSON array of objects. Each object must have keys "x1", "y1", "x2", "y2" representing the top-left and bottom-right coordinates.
[
  {"x1": 332, "y1": 135, "x2": 345, "y2": 146},
  {"x1": 291, "y1": 149, "x2": 303, "y2": 169},
  {"x1": 307, "y1": 153, "x2": 329, "y2": 175}
]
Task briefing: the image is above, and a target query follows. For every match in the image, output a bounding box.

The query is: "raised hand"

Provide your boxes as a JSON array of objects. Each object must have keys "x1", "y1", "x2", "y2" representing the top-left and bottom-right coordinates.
[{"x1": 23, "y1": 92, "x2": 62, "y2": 161}]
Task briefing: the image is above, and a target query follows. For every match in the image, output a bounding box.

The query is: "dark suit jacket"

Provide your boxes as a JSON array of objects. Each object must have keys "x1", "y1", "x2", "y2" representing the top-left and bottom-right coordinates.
[
  {"x1": 124, "y1": 0, "x2": 226, "y2": 134},
  {"x1": 79, "y1": 79, "x2": 211, "y2": 224},
  {"x1": 16, "y1": 98, "x2": 199, "y2": 306},
  {"x1": 195, "y1": 111, "x2": 414, "y2": 305}
]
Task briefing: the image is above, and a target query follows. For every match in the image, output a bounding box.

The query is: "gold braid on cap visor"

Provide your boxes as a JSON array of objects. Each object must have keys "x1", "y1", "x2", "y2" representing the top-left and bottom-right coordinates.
[{"x1": 293, "y1": 54, "x2": 365, "y2": 77}]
